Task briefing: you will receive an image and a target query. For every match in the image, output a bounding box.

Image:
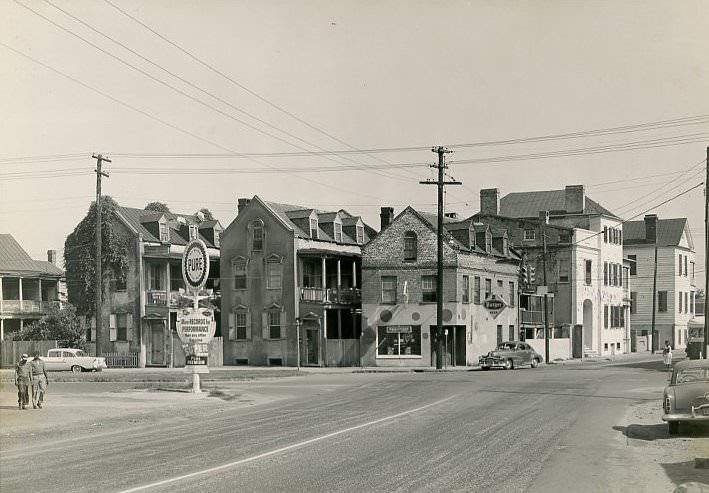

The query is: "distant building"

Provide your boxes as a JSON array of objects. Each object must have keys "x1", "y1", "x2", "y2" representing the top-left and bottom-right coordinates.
[
  {"x1": 220, "y1": 196, "x2": 375, "y2": 367},
  {"x1": 361, "y1": 206, "x2": 522, "y2": 367},
  {"x1": 476, "y1": 185, "x2": 629, "y2": 357},
  {"x1": 0, "y1": 234, "x2": 64, "y2": 340},
  {"x1": 623, "y1": 215, "x2": 696, "y2": 351}
]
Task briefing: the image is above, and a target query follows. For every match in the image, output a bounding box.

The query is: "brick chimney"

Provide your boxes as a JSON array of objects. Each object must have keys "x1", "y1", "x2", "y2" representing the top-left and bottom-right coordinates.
[
  {"x1": 380, "y1": 207, "x2": 394, "y2": 230},
  {"x1": 564, "y1": 185, "x2": 585, "y2": 213},
  {"x1": 237, "y1": 198, "x2": 250, "y2": 214},
  {"x1": 47, "y1": 249, "x2": 57, "y2": 265},
  {"x1": 539, "y1": 210, "x2": 549, "y2": 224},
  {"x1": 480, "y1": 188, "x2": 499, "y2": 215},
  {"x1": 644, "y1": 214, "x2": 658, "y2": 243}
]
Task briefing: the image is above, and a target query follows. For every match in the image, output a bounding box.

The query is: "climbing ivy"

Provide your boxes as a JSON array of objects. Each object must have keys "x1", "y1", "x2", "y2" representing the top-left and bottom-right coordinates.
[{"x1": 64, "y1": 196, "x2": 129, "y2": 317}]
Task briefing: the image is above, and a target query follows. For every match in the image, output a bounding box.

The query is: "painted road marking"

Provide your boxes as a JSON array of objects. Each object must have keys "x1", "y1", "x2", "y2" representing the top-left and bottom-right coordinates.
[{"x1": 117, "y1": 396, "x2": 455, "y2": 492}]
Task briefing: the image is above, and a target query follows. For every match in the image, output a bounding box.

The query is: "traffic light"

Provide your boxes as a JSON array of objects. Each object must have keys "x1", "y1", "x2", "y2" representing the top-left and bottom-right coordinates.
[
  {"x1": 529, "y1": 265, "x2": 536, "y2": 285},
  {"x1": 519, "y1": 264, "x2": 528, "y2": 287}
]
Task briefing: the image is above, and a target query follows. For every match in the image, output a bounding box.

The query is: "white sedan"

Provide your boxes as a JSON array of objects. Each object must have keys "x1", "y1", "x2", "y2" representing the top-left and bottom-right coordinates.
[{"x1": 43, "y1": 348, "x2": 107, "y2": 373}]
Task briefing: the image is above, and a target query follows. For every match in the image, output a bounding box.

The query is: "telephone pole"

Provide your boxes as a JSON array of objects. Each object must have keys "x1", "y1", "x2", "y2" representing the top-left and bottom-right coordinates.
[
  {"x1": 420, "y1": 147, "x2": 461, "y2": 370},
  {"x1": 93, "y1": 153, "x2": 111, "y2": 358},
  {"x1": 541, "y1": 211, "x2": 550, "y2": 364},
  {"x1": 704, "y1": 146, "x2": 708, "y2": 358}
]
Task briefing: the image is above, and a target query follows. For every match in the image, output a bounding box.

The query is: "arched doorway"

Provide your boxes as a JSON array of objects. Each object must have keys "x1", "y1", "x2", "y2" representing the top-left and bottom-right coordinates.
[{"x1": 582, "y1": 300, "x2": 593, "y2": 351}]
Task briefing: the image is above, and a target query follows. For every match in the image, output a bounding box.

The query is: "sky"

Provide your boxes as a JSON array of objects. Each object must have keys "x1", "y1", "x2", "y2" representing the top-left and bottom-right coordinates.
[{"x1": 0, "y1": 0, "x2": 707, "y2": 286}]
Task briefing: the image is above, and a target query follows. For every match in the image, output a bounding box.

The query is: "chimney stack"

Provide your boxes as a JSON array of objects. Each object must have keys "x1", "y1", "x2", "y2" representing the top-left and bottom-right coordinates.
[
  {"x1": 380, "y1": 207, "x2": 394, "y2": 230},
  {"x1": 644, "y1": 214, "x2": 658, "y2": 243},
  {"x1": 480, "y1": 188, "x2": 499, "y2": 215},
  {"x1": 539, "y1": 210, "x2": 549, "y2": 225},
  {"x1": 47, "y1": 249, "x2": 57, "y2": 265},
  {"x1": 237, "y1": 198, "x2": 250, "y2": 214},
  {"x1": 564, "y1": 185, "x2": 585, "y2": 213}
]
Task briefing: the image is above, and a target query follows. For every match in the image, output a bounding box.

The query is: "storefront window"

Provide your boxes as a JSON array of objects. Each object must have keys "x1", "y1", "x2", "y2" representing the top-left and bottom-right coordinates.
[{"x1": 377, "y1": 326, "x2": 421, "y2": 356}]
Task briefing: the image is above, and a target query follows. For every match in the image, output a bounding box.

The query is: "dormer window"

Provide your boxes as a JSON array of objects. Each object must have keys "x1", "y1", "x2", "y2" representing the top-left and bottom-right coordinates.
[
  {"x1": 310, "y1": 218, "x2": 319, "y2": 239},
  {"x1": 214, "y1": 230, "x2": 221, "y2": 248},
  {"x1": 356, "y1": 225, "x2": 364, "y2": 244},
  {"x1": 159, "y1": 222, "x2": 169, "y2": 242},
  {"x1": 404, "y1": 231, "x2": 417, "y2": 261},
  {"x1": 334, "y1": 223, "x2": 343, "y2": 242},
  {"x1": 188, "y1": 224, "x2": 198, "y2": 240}
]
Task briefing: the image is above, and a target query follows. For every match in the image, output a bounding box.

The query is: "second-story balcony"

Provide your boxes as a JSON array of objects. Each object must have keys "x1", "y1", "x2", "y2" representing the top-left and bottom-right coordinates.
[
  {"x1": 1, "y1": 300, "x2": 59, "y2": 315},
  {"x1": 300, "y1": 287, "x2": 361, "y2": 305},
  {"x1": 520, "y1": 309, "x2": 544, "y2": 326}
]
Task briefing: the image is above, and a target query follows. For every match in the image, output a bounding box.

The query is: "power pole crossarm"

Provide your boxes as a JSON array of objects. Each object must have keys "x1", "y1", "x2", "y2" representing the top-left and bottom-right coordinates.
[
  {"x1": 420, "y1": 146, "x2": 461, "y2": 370},
  {"x1": 93, "y1": 153, "x2": 111, "y2": 358}
]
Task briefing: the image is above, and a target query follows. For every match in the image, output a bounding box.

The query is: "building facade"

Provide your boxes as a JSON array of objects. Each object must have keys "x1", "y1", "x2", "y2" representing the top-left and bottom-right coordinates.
[
  {"x1": 0, "y1": 235, "x2": 64, "y2": 340},
  {"x1": 623, "y1": 215, "x2": 696, "y2": 351},
  {"x1": 361, "y1": 207, "x2": 521, "y2": 367},
  {"x1": 220, "y1": 196, "x2": 374, "y2": 367}
]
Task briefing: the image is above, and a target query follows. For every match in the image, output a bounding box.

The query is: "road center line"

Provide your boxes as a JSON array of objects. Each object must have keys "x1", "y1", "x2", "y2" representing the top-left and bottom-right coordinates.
[{"x1": 116, "y1": 396, "x2": 456, "y2": 493}]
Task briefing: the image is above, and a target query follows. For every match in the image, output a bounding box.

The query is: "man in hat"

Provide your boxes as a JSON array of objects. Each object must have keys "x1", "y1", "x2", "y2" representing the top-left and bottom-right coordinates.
[
  {"x1": 30, "y1": 351, "x2": 49, "y2": 408},
  {"x1": 15, "y1": 354, "x2": 32, "y2": 410}
]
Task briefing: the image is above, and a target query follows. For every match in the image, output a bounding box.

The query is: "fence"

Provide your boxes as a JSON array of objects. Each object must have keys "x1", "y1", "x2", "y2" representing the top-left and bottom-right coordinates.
[
  {"x1": 103, "y1": 352, "x2": 140, "y2": 368},
  {"x1": 0, "y1": 340, "x2": 59, "y2": 368}
]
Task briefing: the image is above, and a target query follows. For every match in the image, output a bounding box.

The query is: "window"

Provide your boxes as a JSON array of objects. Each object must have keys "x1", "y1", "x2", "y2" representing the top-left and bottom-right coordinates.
[
  {"x1": 252, "y1": 220, "x2": 264, "y2": 251},
  {"x1": 116, "y1": 314, "x2": 127, "y2": 341},
  {"x1": 213, "y1": 230, "x2": 220, "y2": 248},
  {"x1": 684, "y1": 292, "x2": 688, "y2": 313},
  {"x1": 684, "y1": 255, "x2": 688, "y2": 277},
  {"x1": 377, "y1": 326, "x2": 421, "y2": 356},
  {"x1": 381, "y1": 276, "x2": 397, "y2": 304},
  {"x1": 497, "y1": 280, "x2": 503, "y2": 289},
  {"x1": 334, "y1": 223, "x2": 343, "y2": 243},
  {"x1": 422, "y1": 275, "x2": 437, "y2": 303},
  {"x1": 474, "y1": 277, "x2": 481, "y2": 304},
  {"x1": 356, "y1": 225, "x2": 364, "y2": 244},
  {"x1": 462, "y1": 275, "x2": 470, "y2": 303},
  {"x1": 585, "y1": 260, "x2": 592, "y2": 285},
  {"x1": 630, "y1": 291, "x2": 637, "y2": 314},
  {"x1": 266, "y1": 261, "x2": 282, "y2": 290},
  {"x1": 233, "y1": 261, "x2": 247, "y2": 290},
  {"x1": 112, "y1": 270, "x2": 127, "y2": 291},
  {"x1": 603, "y1": 226, "x2": 608, "y2": 243},
  {"x1": 497, "y1": 325, "x2": 503, "y2": 344},
  {"x1": 310, "y1": 218, "x2": 318, "y2": 239},
  {"x1": 149, "y1": 263, "x2": 163, "y2": 290},
  {"x1": 613, "y1": 263, "x2": 618, "y2": 286},
  {"x1": 628, "y1": 254, "x2": 637, "y2": 276},
  {"x1": 603, "y1": 262, "x2": 608, "y2": 285},
  {"x1": 485, "y1": 278, "x2": 492, "y2": 300},
  {"x1": 691, "y1": 291, "x2": 695, "y2": 314},
  {"x1": 188, "y1": 224, "x2": 198, "y2": 240},
  {"x1": 509, "y1": 325, "x2": 515, "y2": 341},
  {"x1": 559, "y1": 262, "x2": 569, "y2": 283},
  {"x1": 524, "y1": 229, "x2": 536, "y2": 241},
  {"x1": 268, "y1": 311, "x2": 281, "y2": 339},
  {"x1": 236, "y1": 312, "x2": 247, "y2": 340},
  {"x1": 403, "y1": 232, "x2": 417, "y2": 261},
  {"x1": 679, "y1": 254, "x2": 682, "y2": 275},
  {"x1": 509, "y1": 282, "x2": 515, "y2": 307},
  {"x1": 159, "y1": 222, "x2": 169, "y2": 242},
  {"x1": 604, "y1": 305, "x2": 609, "y2": 329},
  {"x1": 658, "y1": 291, "x2": 667, "y2": 313},
  {"x1": 679, "y1": 292, "x2": 683, "y2": 313},
  {"x1": 559, "y1": 233, "x2": 571, "y2": 243}
]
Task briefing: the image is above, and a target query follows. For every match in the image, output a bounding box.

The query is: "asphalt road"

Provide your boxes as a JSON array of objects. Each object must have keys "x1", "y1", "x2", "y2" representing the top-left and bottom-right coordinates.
[{"x1": 1, "y1": 363, "x2": 705, "y2": 493}]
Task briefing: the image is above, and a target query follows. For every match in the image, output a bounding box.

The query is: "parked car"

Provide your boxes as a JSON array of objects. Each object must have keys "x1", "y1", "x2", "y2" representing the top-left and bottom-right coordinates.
[
  {"x1": 479, "y1": 341, "x2": 542, "y2": 370},
  {"x1": 42, "y1": 348, "x2": 107, "y2": 373},
  {"x1": 662, "y1": 359, "x2": 709, "y2": 434}
]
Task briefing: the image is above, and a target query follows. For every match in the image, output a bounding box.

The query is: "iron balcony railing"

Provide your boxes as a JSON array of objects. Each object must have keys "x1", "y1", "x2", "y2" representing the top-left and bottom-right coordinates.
[{"x1": 300, "y1": 287, "x2": 361, "y2": 305}]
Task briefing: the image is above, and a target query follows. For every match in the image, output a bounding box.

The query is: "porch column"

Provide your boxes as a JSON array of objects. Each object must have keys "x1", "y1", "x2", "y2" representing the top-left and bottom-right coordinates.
[
  {"x1": 0, "y1": 276, "x2": 4, "y2": 313},
  {"x1": 352, "y1": 260, "x2": 357, "y2": 288},
  {"x1": 1, "y1": 319, "x2": 4, "y2": 341},
  {"x1": 337, "y1": 308, "x2": 342, "y2": 339},
  {"x1": 322, "y1": 308, "x2": 328, "y2": 367},
  {"x1": 321, "y1": 257, "x2": 327, "y2": 300},
  {"x1": 337, "y1": 259, "x2": 341, "y2": 288},
  {"x1": 18, "y1": 277, "x2": 23, "y2": 312},
  {"x1": 38, "y1": 279, "x2": 43, "y2": 312}
]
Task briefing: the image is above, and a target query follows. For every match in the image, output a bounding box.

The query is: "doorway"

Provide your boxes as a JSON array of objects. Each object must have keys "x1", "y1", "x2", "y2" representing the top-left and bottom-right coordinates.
[
  {"x1": 147, "y1": 320, "x2": 166, "y2": 366},
  {"x1": 305, "y1": 328, "x2": 320, "y2": 366},
  {"x1": 582, "y1": 300, "x2": 593, "y2": 351}
]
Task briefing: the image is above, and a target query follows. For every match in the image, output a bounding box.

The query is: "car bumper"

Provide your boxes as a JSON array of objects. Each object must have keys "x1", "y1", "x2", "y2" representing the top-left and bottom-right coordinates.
[
  {"x1": 479, "y1": 358, "x2": 506, "y2": 368},
  {"x1": 662, "y1": 404, "x2": 709, "y2": 422}
]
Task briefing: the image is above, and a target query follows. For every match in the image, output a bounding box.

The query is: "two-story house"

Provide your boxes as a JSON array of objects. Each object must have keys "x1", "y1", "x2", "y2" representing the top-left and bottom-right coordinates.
[
  {"x1": 477, "y1": 185, "x2": 629, "y2": 358},
  {"x1": 0, "y1": 235, "x2": 64, "y2": 340},
  {"x1": 361, "y1": 206, "x2": 521, "y2": 367},
  {"x1": 623, "y1": 214, "x2": 696, "y2": 351},
  {"x1": 220, "y1": 196, "x2": 375, "y2": 367},
  {"x1": 71, "y1": 207, "x2": 222, "y2": 367}
]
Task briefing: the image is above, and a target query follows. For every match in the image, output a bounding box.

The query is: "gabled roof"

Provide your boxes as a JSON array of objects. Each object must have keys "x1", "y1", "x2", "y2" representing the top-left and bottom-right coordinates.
[
  {"x1": 115, "y1": 207, "x2": 222, "y2": 248},
  {"x1": 0, "y1": 234, "x2": 63, "y2": 276},
  {"x1": 500, "y1": 190, "x2": 617, "y2": 218},
  {"x1": 623, "y1": 218, "x2": 691, "y2": 247}
]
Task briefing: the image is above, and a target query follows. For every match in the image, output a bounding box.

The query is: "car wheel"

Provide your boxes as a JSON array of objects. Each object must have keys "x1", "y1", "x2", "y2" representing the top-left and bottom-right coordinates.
[
  {"x1": 668, "y1": 421, "x2": 679, "y2": 435},
  {"x1": 504, "y1": 359, "x2": 514, "y2": 370},
  {"x1": 531, "y1": 358, "x2": 540, "y2": 368},
  {"x1": 71, "y1": 365, "x2": 82, "y2": 374},
  {"x1": 481, "y1": 366, "x2": 490, "y2": 371}
]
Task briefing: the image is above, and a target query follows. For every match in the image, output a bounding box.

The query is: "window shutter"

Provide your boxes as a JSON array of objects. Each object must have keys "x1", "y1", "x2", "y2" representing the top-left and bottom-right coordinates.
[
  {"x1": 262, "y1": 312, "x2": 269, "y2": 339},
  {"x1": 90, "y1": 317, "x2": 96, "y2": 343},
  {"x1": 280, "y1": 308, "x2": 287, "y2": 340},
  {"x1": 109, "y1": 314, "x2": 117, "y2": 342},
  {"x1": 126, "y1": 314, "x2": 133, "y2": 341},
  {"x1": 246, "y1": 310, "x2": 252, "y2": 339},
  {"x1": 228, "y1": 313, "x2": 235, "y2": 341}
]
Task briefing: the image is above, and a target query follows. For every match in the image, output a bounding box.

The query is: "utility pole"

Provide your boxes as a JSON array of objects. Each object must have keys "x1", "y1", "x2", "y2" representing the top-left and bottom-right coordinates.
[
  {"x1": 541, "y1": 212, "x2": 550, "y2": 364},
  {"x1": 704, "y1": 146, "x2": 709, "y2": 358},
  {"x1": 651, "y1": 234, "x2": 658, "y2": 354},
  {"x1": 420, "y1": 147, "x2": 461, "y2": 370},
  {"x1": 93, "y1": 153, "x2": 111, "y2": 358}
]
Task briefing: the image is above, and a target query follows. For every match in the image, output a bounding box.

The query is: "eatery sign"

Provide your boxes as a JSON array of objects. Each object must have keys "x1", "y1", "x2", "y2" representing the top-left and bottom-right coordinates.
[{"x1": 182, "y1": 239, "x2": 210, "y2": 292}]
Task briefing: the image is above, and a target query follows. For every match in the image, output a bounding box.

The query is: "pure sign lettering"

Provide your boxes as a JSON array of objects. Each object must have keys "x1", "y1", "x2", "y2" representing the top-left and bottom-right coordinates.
[{"x1": 182, "y1": 239, "x2": 209, "y2": 292}]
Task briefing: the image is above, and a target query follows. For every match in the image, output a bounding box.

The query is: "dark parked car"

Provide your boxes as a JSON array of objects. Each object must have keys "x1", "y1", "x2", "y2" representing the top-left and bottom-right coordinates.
[
  {"x1": 662, "y1": 359, "x2": 709, "y2": 434},
  {"x1": 479, "y1": 341, "x2": 543, "y2": 370}
]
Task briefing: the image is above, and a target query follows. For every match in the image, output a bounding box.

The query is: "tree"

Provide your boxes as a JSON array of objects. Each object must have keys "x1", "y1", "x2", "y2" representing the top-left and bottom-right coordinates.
[
  {"x1": 65, "y1": 196, "x2": 129, "y2": 317},
  {"x1": 199, "y1": 207, "x2": 215, "y2": 220},
  {"x1": 144, "y1": 201, "x2": 171, "y2": 213},
  {"x1": 13, "y1": 304, "x2": 85, "y2": 349}
]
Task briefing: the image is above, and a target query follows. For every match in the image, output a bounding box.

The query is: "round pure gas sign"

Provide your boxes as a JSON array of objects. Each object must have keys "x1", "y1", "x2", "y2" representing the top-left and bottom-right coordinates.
[{"x1": 182, "y1": 239, "x2": 209, "y2": 291}]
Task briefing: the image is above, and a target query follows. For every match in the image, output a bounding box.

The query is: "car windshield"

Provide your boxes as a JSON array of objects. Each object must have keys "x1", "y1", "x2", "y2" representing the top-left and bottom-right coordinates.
[
  {"x1": 675, "y1": 367, "x2": 709, "y2": 384},
  {"x1": 75, "y1": 350, "x2": 87, "y2": 357},
  {"x1": 496, "y1": 343, "x2": 517, "y2": 350}
]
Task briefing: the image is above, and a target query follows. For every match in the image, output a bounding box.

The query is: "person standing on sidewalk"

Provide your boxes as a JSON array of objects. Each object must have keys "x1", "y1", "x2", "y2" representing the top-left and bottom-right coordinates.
[
  {"x1": 15, "y1": 354, "x2": 32, "y2": 410},
  {"x1": 30, "y1": 351, "x2": 49, "y2": 409},
  {"x1": 663, "y1": 340, "x2": 673, "y2": 370}
]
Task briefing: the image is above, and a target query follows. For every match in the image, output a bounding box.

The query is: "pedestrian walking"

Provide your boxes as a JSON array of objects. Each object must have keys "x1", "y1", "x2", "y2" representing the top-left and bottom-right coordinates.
[
  {"x1": 30, "y1": 351, "x2": 49, "y2": 409},
  {"x1": 15, "y1": 354, "x2": 32, "y2": 410},
  {"x1": 663, "y1": 340, "x2": 673, "y2": 370}
]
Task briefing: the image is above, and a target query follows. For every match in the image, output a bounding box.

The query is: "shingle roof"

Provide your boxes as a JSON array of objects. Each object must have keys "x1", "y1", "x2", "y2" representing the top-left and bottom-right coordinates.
[
  {"x1": 499, "y1": 189, "x2": 617, "y2": 218},
  {"x1": 0, "y1": 234, "x2": 63, "y2": 276},
  {"x1": 623, "y1": 218, "x2": 689, "y2": 246},
  {"x1": 115, "y1": 207, "x2": 222, "y2": 248}
]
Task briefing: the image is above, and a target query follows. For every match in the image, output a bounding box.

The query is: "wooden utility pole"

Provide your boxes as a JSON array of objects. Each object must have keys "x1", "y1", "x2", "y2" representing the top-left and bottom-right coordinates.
[
  {"x1": 704, "y1": 146, "x2": 709, "y2": 358},
  {"x1": 651, "y1": 235, "x2": 658, "y2": 354},
  {"x1": 420, "y1": 147, "x2": 460, "y2": 370},
  {"x1": 540, "y1": 211, "x2": 550, "y2": 364},
  {"x1": 93, "y1": 153, "x2": 110, "y2": 358}
]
